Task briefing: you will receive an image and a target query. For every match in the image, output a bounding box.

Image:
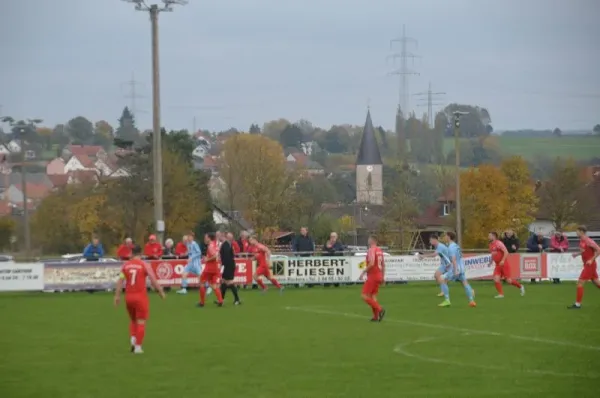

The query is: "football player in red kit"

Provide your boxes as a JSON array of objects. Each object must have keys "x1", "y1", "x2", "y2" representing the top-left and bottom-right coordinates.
[
  {"x1": 249, "y1": 236, "x2": 283, "y2": 293},
  {"x1": 568, "y1": 225, "x2": 600, "y2": 309},
  {"x1": 488, "y1": 231, "x2": 525, "y2": 298},
  {"x1": 360, "y1": 235, "x2": 386, "y2": 322},
  {"x1": 114, "y1": 245, "x2": 165, "y2": 354},
  {"x1": 199, "y1": 232, "x2": 224, "y2": 307}
]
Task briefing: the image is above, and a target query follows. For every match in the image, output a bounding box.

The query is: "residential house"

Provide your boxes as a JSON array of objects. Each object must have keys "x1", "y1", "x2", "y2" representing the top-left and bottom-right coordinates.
[
  {"x1": 211, "y1": 204, "x2": 252, "y2": 232},
  {"x1": 416, "y1": 190, "x2": 455, "y2": 231},
  {"x1": 47, "y1": 175, "x2": 69, "y2": 190},
  {"x1": 64, "y1": 154, "x2": 96, "y2": 173},
  {"x1": 199, "y1": 155, "x2": 219, "y2": 174},
  {"x1": 1, "y1": 182, "x2": 51, "y2": 205},
  {"x1": 192, "y1": 145, "x2": 209, "y2": 159},
  {"x1": 0, "y1": 144, "x2": 10, "y2": 156},
  {"x1": 46, "y1": 158, "x2": 66, "y2": 175},
  {"x1": 285, "y1": 150, "x2": 324, "y2": 176},
  {"x1": 6, "y1": 140, "x2": 21, "y2": 153},
  {"x1": 208, "y1": 175, "x2": 227, "y2": 203},
  {"x1": 67, "y1": 170, "x2": 99, "y2": 185},
  {"x1": 63, "y1": 144, "x2": 106, "y2": 160}
]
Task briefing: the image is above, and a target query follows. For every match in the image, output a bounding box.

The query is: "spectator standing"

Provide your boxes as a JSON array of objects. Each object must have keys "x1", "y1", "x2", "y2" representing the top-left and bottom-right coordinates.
[
  {"x1": 323, "y1": 232, "x2": 344, "y2": 256},
  {"x1": 293, "y1": 227, "x2": 315, "y2": 257},
  {"x1": 144, "y1": 234, "x2": 163, "y2": 260},
  {"x1": 175, "y1": 235, "x2": 188, "y2": 258},
  {"x1": 163, "y1": 238, "x2": 175, "y2": 258},
  {"x1": 83, "y1": 237, "x2": 104, "y2": 261},
  {"x1": 501, "y1": 230, "x2": 520, "y2": 253},
  {"x1": 117, "y1": 238, "x2": 134, "y2": 260},
  {"x1": 526, "y1": 232, "x2": 549, "y2": 252},
  {"x1": 550, "y1": 230, "x2": 569, "y2": 253}
]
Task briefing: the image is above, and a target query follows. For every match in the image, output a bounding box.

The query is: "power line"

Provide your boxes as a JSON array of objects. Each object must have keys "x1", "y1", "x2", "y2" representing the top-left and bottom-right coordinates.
[
  {"x1": 121, "y1": 72, "x2": 146, "y2": 118},
  {"x1": 414, "y1": 82, "x2": 446, "y2": 127},
  {"x1": 387, "y1": 25, "x2": 420, "y2": 115}
]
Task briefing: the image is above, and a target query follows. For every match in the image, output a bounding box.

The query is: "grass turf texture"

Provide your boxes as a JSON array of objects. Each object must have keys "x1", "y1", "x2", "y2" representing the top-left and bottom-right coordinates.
[
  {"x1": 444, "y1": 136, "x2": 600, "y2": 161},
  {"x1": 0, "y1": 283, "x2": 597, "y2": 398}
]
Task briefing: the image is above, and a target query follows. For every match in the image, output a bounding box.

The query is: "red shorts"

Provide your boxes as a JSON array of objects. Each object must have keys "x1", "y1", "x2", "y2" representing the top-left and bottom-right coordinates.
[
  {"x1": 493, "y1": 263, "x2": 511, "y2": 279},
  {"x1": 126, "y1": 295, "x2": 149, "y2": 320},
  {"x1": 255, "y1": 267, "x2": 271, "y2": 277},
  {"x1": 200, "y1": 271, "x2": 221, "y2": 285},
  {"x1": 579, "y1": 264, "x2": 598, "y2": 281},
  {"x1": 362, "y1": 276, "x2": 382, "y2": 295}
]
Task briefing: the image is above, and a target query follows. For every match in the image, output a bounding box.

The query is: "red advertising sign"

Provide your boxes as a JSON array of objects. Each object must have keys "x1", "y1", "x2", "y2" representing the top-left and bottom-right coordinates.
[
  {"x1": 520, "y1": 254, "x2": 542, "y2": 279},
  {"x1": 148, "y1": 259, "x2": 253, "y2": 286}
]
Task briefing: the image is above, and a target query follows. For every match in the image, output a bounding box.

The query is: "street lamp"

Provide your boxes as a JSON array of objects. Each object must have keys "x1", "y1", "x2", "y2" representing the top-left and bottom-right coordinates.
[
  {"x1": 122, "y1": 0, "x2": 188, "y2": 242},
  {"x1": 452, "y1": 111, "x2": 468, "y2": 245}
]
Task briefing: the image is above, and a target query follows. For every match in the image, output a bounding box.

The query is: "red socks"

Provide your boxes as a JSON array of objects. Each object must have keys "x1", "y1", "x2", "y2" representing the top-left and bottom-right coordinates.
[
  {"x1": 129, "y1": 322, "x2": 137, "y2": 338},
  {"x1": 256, "y1": 279, "x2": 266, "y2": 290},
  {"x1": 494, "y1": 281, "x2": 504, "y2": 295},
  {"x1": 214, "y1": 287, "x2": 223, "y2": 304},
  {"x1": 576, "y1": 285, "x2": 584, "y2": 304},
  {"x1": 269, "y1": 278, "x2": 282, "y2": 289},
  {"x1": 511, "y1": 280, "x2": 522, "y2": 289},
  {"x1": 364, "y1": 297, "x2": 382, "y2": 317},
  {"x1": 199, "y1": 285, "x2": 206, "y2": 304},
  {"x1": 136, "y1": 323, "x2": 146, "y2": 345}
]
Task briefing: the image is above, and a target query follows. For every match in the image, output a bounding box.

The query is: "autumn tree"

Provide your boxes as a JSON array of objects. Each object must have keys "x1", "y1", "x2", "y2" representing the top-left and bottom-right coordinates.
[
  {"x1": 262, "y1": 119, "x2": 290, "y2": 141},
  {"x1": 95, "y1": 121, "x2": 114, "y2": 139},
  {"x1": 279, "y1": 123, "x2": 304, "y2": 149},
  {"x1": 287, "y1": 176, "x2": 339, "y2": 229},
  {"x1": 395, "y1": 106, "x2": 407, "y2": 159},
  {"x1": 500, "y1": 156, "x2": 538, "y2": 236},
  {"x1": 249, "y1": 123, "x2": 261, "y2": 134},
  {"x1": 385, "y1": 165, "x2": 420, "y2": 249},
  {"x1": 460, "y1": 165, "x2": 511, "y2": 248},
  {"x1": 594, "y1": 124, "x2": 600, "y2": 136},
  {"x1": 444, "y1": 104, "x2": 493, "y2": 137},
  {"x1": 538, "y1": 158, "x2": 588, "y2": 230},
  {"x1": 221, "y1": 134, "x2": 296, "y2": 235},
  {"x1": 66, "y1": 116, "x2": 94, "y2": 144},
  {"x1": 0, "y1": 217, "x2": 16, "y2": 251}
]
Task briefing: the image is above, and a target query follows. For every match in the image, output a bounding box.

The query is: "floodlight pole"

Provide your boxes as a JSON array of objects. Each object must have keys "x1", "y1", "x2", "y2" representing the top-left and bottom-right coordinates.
[
  {"x1": 453, "y1": 111, "x2": 468, "y2": 245},
  {"x1": 124, "y1": 1, "x2": 187, "y2": 243}
]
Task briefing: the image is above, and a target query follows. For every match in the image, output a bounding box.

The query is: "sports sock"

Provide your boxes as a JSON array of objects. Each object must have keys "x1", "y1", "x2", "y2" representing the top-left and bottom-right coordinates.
[
  {"x1": 269, "y1": 278, "x2": 282, "y2": 289},
  {"x1": 129, "y1": 322, "x2": 137, "y2": 339},
  {"x1": 364, "y1": 297, "x2": 382, "y2": 314},
  {"x1": 576, "y1": 285, "x2": 584, "y2": 304},
  {"x1": 136, "y1": 323, "x2": 146, "y2": 345},
  {"x1": 231, "y1": 285, "x2": 240, "y2": 301},
  {"x1": 181, "y1": 278, "x2": 188, "y2": 288},
  {"x1": 220, "y1": 283, "x2": 227, "y2": 299},
  {"x1": 214, "y1": 287, "x2": 223, "y2": 304},
  {"x1": 463, "y1": 283, "x2": 474, "y2": 301},
  {"x1": 511, "y1": 280, "x2": 522, "y2": 289},
  {"x1": 440, "y1": 283, "x2": 450, "y2": 300},
  {"x1": 199, "y1": 285, "x2": 206, "y2": 304},
  {"x1": 256, "y1": 279, "x2": 266, "y2": 290},
  {"x1": 494, "y1": 281, "x2": 504, "y2": 295}
]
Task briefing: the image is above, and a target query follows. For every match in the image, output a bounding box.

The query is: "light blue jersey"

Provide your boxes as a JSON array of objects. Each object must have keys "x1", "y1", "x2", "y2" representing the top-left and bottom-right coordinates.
[
  {"x1": 183, "y1": 240, "x2": 202, "y2": 275},
  {"x1": 435, "y1": 243, "x2": 452, "y2": 273},
  {"x1": 445, "y1": 242, "x2": 466, "y2": 282}
]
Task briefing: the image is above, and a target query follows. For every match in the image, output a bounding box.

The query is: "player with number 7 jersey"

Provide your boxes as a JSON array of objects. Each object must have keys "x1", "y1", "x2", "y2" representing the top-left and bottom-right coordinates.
[{"x1": 114, "y1": 245, "x2": 165, "y2": 354}]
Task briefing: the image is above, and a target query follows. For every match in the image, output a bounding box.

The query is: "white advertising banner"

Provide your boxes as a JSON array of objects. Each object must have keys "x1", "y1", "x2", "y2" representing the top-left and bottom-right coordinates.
[
  {"x1": 0, "y1": 262, "x2": 44, "y2": 291},
  {"x1": 271, "y1": 256, "x2": 352, "y2": 284},
  {"x1": 547, "y1": 253, "x2": 584, "y2": 281},
  {"x1": 464, "y1": 254, "x2": 494, "y2": 279}
]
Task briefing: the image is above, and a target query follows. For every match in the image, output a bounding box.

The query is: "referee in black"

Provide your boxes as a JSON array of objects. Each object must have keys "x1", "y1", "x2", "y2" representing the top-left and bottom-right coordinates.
[{"x1": 219, "y1": 232, "x2": 241, "y2": 305}]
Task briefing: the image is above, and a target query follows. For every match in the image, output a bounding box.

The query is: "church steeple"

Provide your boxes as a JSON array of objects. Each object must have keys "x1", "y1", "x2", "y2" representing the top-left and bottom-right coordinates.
[
  {"x1": 355, "y1": 109, "x2": 383, "y2": 205},
  {"x1": 356, "y1": 109, "x2": 383, "y2": 166}
]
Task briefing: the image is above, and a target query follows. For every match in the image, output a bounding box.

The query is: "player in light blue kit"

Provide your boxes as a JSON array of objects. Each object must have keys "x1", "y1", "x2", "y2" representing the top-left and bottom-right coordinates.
[
  {"x1": 176, "y1": 234, "x2": 212, "y2": 296},
  {"x1": 419, "y1": 233, "x2": 452, "y2": 300},
  {"x1": 444, "y1": 231, "x2": 476, "y2": 307}
]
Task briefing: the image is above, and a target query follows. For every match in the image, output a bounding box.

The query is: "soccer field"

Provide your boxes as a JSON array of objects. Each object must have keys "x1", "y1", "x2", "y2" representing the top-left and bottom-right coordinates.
[{"x1": 0, "y1": 283, "x2": 597, "y2": 398}]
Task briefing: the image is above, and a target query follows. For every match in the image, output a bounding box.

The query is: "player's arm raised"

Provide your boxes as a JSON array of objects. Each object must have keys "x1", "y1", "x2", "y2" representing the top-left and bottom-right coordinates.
[
  {"x1": 113, "y1": 271, "x2": 125, "y2": 306},
  {"x1": 144, "y1": 263, "x2": 166, "y2": 299}
]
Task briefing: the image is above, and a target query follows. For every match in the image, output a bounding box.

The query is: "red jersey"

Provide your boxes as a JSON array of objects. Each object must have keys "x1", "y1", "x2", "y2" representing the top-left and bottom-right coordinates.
[
  {"x1": 254, "y1": 244, "x2": 269, "y2": 268},
  {"x1": 121, "y1": 259, "x2": 149, "y2": 295},
  {"x1": 116, "y1": 244, "x2": 133, "y2": 260},
  {"x1": 174, "y1": 242, "x2": 187, "y2": 257},
  {"x1": 489, "y1": 239, "x2": 507, "y2": 264},
  {"x1": 204, "y1": 241, "x2": 220, "y2": 273},
  {"x1": 144, "y1": 242, "x2": 163, "y2": 259},
  {"x1": 366, "y1": 246, "x2": 384, "y2": 278},
  {"x1": 580, "y1": 236, "x2": 599, "y2": 265}
]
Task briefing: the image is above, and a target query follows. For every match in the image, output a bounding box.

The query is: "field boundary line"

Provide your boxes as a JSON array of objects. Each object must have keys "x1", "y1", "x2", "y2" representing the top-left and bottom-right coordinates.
[
  {"x1": 393, "y1": 337, "x2": 598, "y2": 379},
  {"x1": 284, "y1": 306, "x2": 600, "y2": 351}
]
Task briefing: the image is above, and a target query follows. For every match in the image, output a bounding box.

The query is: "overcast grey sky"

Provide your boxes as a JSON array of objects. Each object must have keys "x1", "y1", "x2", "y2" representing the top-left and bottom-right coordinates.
[{"x1": 1, "y1": 0, "x2": 599, "y2": 132}]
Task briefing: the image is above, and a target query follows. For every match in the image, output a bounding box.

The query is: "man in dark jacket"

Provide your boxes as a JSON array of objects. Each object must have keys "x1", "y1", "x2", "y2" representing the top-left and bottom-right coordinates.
[
  {"x1": 323, "y1": 232, "x2": 344, "y2": 256},
  {"x1": 526, "y1": 233, "x2": 549, "y2": 252},
  {"x1": 501, "y1": 230, "x2": 520, "y2": 253},
  {"x1": 292, "y1": 227, "x2": 315, "y2": 257},
  {"x1": 219, "y1": 232, "x2": 241, "y2": 305}
]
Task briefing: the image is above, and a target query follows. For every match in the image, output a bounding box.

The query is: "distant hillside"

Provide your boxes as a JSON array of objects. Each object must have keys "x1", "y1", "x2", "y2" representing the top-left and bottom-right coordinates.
[{"x1": 443, "y1": 136, "x2": 600, "y2": 161}]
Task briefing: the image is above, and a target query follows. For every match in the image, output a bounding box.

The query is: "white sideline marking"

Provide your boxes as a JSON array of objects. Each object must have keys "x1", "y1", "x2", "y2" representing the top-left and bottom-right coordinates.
[
  {"x1": 284, "y1": 306, "x2": 600, "y2": 351},
  {"x1": 393, "y1": 337, "x2": 598, "y2": 379}
]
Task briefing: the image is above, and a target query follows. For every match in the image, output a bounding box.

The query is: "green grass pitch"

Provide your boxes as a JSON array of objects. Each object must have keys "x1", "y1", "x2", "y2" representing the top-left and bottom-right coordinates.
[{"x1": 0, "y1": 283, "x2": 597, "y2": 398}]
